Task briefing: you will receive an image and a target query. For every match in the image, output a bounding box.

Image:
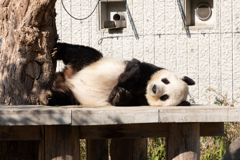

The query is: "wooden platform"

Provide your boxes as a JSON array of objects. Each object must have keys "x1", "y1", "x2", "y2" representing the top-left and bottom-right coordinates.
[{"x1": 0, "y1": 105, "x2": 238, "y2": 160}]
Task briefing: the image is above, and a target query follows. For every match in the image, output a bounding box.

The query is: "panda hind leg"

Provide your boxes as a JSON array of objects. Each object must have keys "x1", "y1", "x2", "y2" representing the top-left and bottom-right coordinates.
[
  {"x1": 108, "y1": 87, "x2": 133, "y2": 106},
  {"x1": 52, "y1": 43, "x2": 103, "y2": 71}
]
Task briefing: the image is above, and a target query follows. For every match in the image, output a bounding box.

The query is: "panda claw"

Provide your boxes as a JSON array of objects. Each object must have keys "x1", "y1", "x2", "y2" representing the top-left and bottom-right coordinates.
[
  {"x1": 108, "y1": 87, "x2": 132, "y2": 106},
  {"x1": 46, "y1": 90, "x2": 52, "y2": 100},
  {"x1": 52, "y1": 50, "x2": 58, "y2": 58}
]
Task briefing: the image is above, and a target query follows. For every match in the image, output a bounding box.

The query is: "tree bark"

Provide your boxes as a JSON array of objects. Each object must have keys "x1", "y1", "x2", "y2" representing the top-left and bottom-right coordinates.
[
  {"x1": 0, "y1": 0, "x2": 57, "y2": 159},
  {"x1": 0, "y1": 0, "x2": 57, "y2": 105}
]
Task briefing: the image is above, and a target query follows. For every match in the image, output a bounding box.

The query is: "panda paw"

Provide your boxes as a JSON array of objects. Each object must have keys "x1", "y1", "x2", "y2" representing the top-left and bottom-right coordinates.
[
  {"x1": 108, "y1": 87, "x2": 132, "y2": 106},
  {"x1": 52, "y1": 47, "x2": 58, "y2": 58},
  {"x1": 46, "y1": 90, "x2": 53, "y2": 100}
]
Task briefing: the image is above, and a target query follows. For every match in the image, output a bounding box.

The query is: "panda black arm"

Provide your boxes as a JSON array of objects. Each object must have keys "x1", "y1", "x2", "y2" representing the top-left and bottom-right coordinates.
[
  {"x1": 108, "y1": 59, "x2": 162, "y2": 106},
  {"x1": 52, "y1": 43, "x2": 103, "y2": 71}
]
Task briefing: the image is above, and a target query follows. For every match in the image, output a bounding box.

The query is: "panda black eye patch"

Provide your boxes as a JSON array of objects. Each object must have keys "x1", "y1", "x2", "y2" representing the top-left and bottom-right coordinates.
[
  {"x1": 160, "y1": 94, "x2": 169, "y2": 101},
  {"x1": 162, "y1": 78, "x2": 170, "y2": 84}
]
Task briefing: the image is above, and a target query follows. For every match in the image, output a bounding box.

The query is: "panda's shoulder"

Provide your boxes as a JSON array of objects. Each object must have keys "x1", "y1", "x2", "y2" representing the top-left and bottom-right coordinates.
[{"x1": 125, "y1": 59, "x2": 162, "y2": 76}]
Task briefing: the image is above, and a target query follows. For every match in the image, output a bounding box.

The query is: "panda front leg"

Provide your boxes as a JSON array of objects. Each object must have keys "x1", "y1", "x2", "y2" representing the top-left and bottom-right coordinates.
[{"x1": 108, "y1": 86, "x2": 134, "y2": 106}]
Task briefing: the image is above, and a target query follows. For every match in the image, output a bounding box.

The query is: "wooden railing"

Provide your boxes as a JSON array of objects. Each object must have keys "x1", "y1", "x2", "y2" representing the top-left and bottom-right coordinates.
[{"x1": 0, "y1": 105, "x2": 237, "y2": 160}]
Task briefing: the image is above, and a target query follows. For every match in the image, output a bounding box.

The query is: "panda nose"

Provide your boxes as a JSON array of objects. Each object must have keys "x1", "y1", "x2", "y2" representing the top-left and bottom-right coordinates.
[{"x1": 152, "y1": 85, "x2": 157, "y2": 94}]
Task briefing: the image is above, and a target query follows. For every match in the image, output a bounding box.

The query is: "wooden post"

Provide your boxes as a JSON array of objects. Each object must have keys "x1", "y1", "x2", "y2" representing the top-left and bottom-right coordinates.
[
  {"x1": 167, "y1": 123, "x2": 200, "y2": 160},
  {"x1": 110, "y1": 138, "x2": 147, "y2": 160},
  {"x1": 40, "y1": 125, "x2": 80, "y2": 160},
  {"x1": 86, "y1": 139, "x2": 108, "y2": 160}
]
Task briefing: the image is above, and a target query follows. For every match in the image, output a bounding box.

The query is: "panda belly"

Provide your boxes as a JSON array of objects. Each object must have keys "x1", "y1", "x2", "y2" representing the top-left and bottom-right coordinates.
[{"x1": 67, "y1": 57, "x2": 126, "y2": 106}]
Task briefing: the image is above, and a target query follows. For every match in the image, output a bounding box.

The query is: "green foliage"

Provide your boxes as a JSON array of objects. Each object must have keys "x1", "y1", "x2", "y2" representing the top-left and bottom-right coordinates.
[
  {"x1": 80, "y1": 139, "x2": 86, "y2": 160},
  {"x1": 147, "y1": 138, "x2": 166, "y2": 160}
]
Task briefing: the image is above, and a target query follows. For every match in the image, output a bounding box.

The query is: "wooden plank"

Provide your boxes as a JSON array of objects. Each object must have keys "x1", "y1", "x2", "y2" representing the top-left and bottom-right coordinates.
[
  {"x1": 110, "y1": 138, "x2": 147, "y2": 160},
  {"x1": 0, "y1": 126, "x2": 41, "y2": 141},
  {"x1": 72, "y1": 105, "x2": 240, "y2": 125},
  {"x1": 38, "y1": 126, "x2": 44, "y2": 160},
  {"x1": 0, "y1": 105, "x2": 71, "y2": 125},
  {"x1": 72, "y1": 107, "x2": 159, "y2": 125},
  {"x1": 167, "y1": 123, "x2": 200, "y2": 160},
  {"x1": 200, "y1": 122, "x2": 224, "y2": 137},
  {"x1": 86, "y1": 139, "x2": 108, "y2": 160},
  {"x1": 79, "y1": 122, "x2": 223, "y2": 139},
  {"x1": 79, "y1": 123, "x2": 169, "y2": 139},
  {"x1": 158, "y1": 106, "x2": 240, "y2": 123},
  {"x1": 44, "y1": 125, "x2": 57, "y2": 160},
  {"x1": 44, "y1": 125, "x2": 80, "y2": 160},
  {"x1": 69, "y1": 126, "x2": 81, "y2": 160}
]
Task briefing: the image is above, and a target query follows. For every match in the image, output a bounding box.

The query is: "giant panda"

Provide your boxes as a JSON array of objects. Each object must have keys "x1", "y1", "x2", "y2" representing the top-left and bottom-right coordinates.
[{"x1": 47, "y1": 43, "x2": 195, "y2": 106}]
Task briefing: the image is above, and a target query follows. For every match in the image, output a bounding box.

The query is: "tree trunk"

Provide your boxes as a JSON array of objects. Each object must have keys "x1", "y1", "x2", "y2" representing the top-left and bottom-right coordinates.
[
  {"x1": 0, "y1": 0, "x2": 57, "y2": 105},
  {"x1": 0, "y1": 0, "x2": 57, "y2": 159}
]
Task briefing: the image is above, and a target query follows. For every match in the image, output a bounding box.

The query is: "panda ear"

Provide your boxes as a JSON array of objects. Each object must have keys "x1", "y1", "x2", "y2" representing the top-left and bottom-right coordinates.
[
  {"x1": 182, "y1": 76, "x2": 195, "y2": 85},
  {"x1": 177, "y1": 100, "x2": 191, "y2": 106}
]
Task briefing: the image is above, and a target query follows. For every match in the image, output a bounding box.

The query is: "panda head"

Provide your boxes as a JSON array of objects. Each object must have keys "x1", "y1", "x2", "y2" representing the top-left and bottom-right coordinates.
[{"x1": 146, "y1": 70, "x2": 195, "y2": 106}]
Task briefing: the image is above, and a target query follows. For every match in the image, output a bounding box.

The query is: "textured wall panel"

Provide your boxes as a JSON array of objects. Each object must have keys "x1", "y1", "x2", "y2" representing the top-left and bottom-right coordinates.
[
  {"x1": 210, "y1": 34, "x2": 221, "y2": 104},
  {"x1": 233, "y1": 0, "x2": 240, "y2": 32},
  {"x1": 123, "y1": 37, "x2": 133, "y2": 60},
  {"x1": 166, "y1": 35, "x2": 177, "y2": 71},
  {"x1": 177, "y1": 35, "x2": 188, "y2": 76},
  {"x1": 101, "y1": 37, "x2": 112, "y2": 57},
  {"x1": 144, "y1": 36, "x2": 154, "y2": 63},
  {"x1": 56, "y1": 0, "x2": 62, "y2": 41},
  {"x1": 199, "y1": 34, "x2": 210, "y2": 104},
  {"x1": 143, "y1": 0, "x2": 154, "y2": 63},
  {"x1": 91, "y1": 0, "x2": 101, "y2": 52},
  {"x1": 233, "y1": 33, "x2": 240, "y2": 106},
  {"x1": 165, "y1": 0, "x2": 176, "y2": 34},
  {"x1": 71, "y1": 1, "x2": 82, "y2": 44},
  {"x1": 154, "y1": 0, "x2": 166, "y2": 68},
  {"x1": 62, "y1": 0, "x2": 72, "y2": 43},
  {"x1": 122, "y1": 0, "x2": 133, "y2": 60},
  {"x1": 221, "y1": 0, "x2": 232, "y2": 32},
  {"x1": 155, "y1": 35, "x2": 166, "y2": 68},
  {"x1": 188, "y1": 35, "x2": 199, "y2": 104},
  {"x1": 221, "y1": 34, "x2": 233, "y2": 101},
  {"x1": 132, "y1": 0, "x2": 144, "y2": 61},
  {"x1": 81, "y1": 0, "x2": 90, "y2": 46},
  {"x1": 112, "y1": 37, "x2": 123, "y2": 58}
]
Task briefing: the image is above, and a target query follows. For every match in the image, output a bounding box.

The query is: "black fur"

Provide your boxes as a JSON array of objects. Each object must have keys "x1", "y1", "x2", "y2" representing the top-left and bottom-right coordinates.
[
  {"x1": 47, "y1": 72, "x2": 79, "y2": 106},
  {"x1": 177, "y1": 100, "x2": 191, "y2": 106},
  {"x1": 108, "y1": 59, "x2": 163, "y2": 106},
  {"x1": 53, "y1": 43, "x2": 103, "y2": 71},
  {"x1": 182, "y1": 76, "x2": 195, "y2": 85},
  {"x1": 48, "y1": 43, "x2": 103, "y2": 106}
]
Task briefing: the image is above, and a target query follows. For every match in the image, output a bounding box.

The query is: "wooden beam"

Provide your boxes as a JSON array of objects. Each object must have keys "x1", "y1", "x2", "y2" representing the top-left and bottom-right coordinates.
[
  {"x1": 200, "y1": 122, "x2": 224, "y2": 136},
  {"x1": 79, "y1": 122, "x2": 224, "y2": 139},
  {"x1": 86, "y1": 139, "x2": 108, "y2": 160},
  {"x1": 41, "y1": 125, "x2": 80, "y2": 160},
  {"x1": 110, "y1": 138, "x2": 147, "y2": 160},
  {"x1": 79, "y1": 123, "x2": 169, "y2": 139},
  {"x1": 167, "y1": 123, "x2": 200, "y2": 160},
  {"x1": 0, "y1": 126, "x2": 41, "y2": 141}
]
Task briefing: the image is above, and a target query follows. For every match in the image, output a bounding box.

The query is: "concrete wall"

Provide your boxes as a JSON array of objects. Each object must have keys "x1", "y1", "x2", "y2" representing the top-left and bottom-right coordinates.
[{"x1": 55, "y1": 0, "x2": 240, "y2": 106}]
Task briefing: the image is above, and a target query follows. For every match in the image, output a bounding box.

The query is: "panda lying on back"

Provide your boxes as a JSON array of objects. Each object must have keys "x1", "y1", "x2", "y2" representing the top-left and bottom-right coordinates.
[{"x1": 48, "y1": 43, "x2": 195, "y2": 106}]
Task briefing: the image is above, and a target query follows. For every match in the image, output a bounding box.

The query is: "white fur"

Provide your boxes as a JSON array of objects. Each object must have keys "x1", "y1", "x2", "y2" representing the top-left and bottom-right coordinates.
[
  {"x1": 146, "y1": 70, "x2": 189, "y2": 106},
  {"x1": 67, "y1": 57, "x2": 126, "y2": 106}
]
